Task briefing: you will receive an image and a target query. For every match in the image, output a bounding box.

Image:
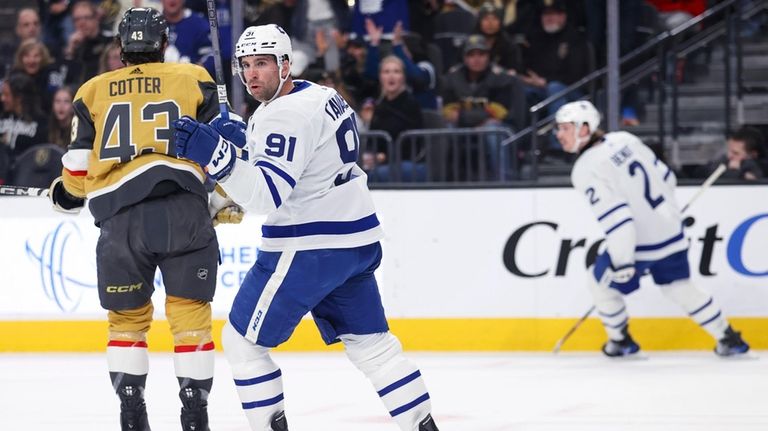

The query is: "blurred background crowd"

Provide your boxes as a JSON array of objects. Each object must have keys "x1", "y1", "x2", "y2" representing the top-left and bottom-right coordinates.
[{"x1": 0, "y1": 0, "x2": 766, "y2": 189}]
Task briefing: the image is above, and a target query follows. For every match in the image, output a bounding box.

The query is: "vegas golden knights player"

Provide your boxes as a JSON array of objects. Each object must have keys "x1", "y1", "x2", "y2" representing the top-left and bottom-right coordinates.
[{"x1": 50, "y1": 7, "x2": 234, "y2": 430}]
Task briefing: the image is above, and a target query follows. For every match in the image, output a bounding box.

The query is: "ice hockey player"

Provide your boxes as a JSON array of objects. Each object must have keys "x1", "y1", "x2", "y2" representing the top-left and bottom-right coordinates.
[
  {"x1": 172, "y1": 24, "x2": 439, "y2": 431},
  {"x1": 49, "y1": 7, "x2": 242, "y2": 430},
  {"x1": 554, "y1": 100, "x2": 750, "y2": 358}
]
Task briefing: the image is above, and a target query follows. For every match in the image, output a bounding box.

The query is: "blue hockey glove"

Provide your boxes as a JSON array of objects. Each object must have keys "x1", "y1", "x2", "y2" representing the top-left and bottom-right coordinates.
[
  {"x1": 211, "y1": 117, "x2": 247, "y2": 148},
  {"x1": 173, "y1": 116, "x2": 235, "y2": 181}
]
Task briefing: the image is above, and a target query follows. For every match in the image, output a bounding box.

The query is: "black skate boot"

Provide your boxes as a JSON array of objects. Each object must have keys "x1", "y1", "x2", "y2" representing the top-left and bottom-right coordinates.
[
  {"x1": 715, "y1": 326, "x2": 750, "y2": 357},
  {"x1": 270, "y1": 410, "x2": 288, "y2": 431},
  {"x1": 601, "y1": 326, "x2": 640, "y2": 358},
  {"x1": 179, "y1": 387, "x2": 210, "y2": 431},
  {"x1": 419, "y1": 414, "x2": 439, "y2": 431},
  {"x1": 117, "y1": 385, "x2": 151, "y2": 431}
]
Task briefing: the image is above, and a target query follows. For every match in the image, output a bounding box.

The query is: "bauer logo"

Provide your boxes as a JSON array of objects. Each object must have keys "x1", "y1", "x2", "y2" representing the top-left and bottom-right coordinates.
[{"x1": 25, "y1": 221, "x2": 97, "y2": 312}]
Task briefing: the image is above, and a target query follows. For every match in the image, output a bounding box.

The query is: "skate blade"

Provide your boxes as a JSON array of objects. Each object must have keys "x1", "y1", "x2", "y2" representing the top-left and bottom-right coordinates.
[
  {"x1": 717, "y1": 351, "x2": 759, "y2": 360},
  {"x1": 605, "y1": 351, "x2": 649, "y2": 361}
]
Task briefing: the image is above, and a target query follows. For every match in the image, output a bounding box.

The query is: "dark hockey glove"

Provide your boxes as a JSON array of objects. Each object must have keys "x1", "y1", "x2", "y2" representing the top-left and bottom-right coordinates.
[{"x1": 49, "y1": 176, "x2": 85, "y2": 214}]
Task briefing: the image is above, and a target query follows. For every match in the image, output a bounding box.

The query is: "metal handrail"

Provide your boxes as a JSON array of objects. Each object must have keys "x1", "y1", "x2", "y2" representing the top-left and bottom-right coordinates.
[{"x1": 513, "y1": 0, "x2": 750, "y2": 177}]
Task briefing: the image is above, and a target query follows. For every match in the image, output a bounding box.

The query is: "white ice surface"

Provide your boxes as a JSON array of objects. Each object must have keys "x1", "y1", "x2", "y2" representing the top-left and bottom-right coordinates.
[{"x1": 1, "y1": 352, "x2": 766, "y2": 430}]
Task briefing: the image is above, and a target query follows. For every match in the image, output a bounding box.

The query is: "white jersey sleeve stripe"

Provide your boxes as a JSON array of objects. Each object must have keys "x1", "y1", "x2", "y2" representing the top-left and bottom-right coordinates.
[
  {"x1": 256, "y1": 160, "x2": 296, "y2": 188},
  {"x1": 605, "y1": 217, "x2": 633, "y2": 234},
  {"x1": 262, "y1": 213, "x2": 380, "y2": 238},
  {"x1": 259, "y1": 168, "x2": 282, "y2": 208},
  {"x1": 597, "y1": 203, "x2": 629, "y2": 221}
]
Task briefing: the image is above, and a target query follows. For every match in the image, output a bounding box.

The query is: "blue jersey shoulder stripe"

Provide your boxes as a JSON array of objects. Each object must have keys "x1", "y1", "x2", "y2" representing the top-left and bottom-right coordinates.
[
  {"x1": 262, "y1": 213, "x2": 380, "y2": 238},
  {"x1": 256, "y1": 160, "x2": 296, "y2": 188}
]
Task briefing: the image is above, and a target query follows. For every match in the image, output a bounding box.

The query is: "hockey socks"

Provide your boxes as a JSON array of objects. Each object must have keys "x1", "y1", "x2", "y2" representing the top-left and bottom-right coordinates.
[
  {"x1": 107, "y1": 337, "x2": 150, "y2": 431},
  {"x1": 587, "y1": 275, "x2": 630, "y2": 341},
  {"x1": 222, "y1": 322, "x2": 285, "y2": 430},
  {"x1": 660, "y1": 279, "x2": 729, "y2": 340},
  {"x1": 342, "y1": 332, "x2": 433, "y2": 431}
]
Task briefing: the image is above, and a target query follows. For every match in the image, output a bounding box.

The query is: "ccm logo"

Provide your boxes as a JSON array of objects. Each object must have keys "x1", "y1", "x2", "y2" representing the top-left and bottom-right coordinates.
[
  {"x1": 106, "y1": 283, "x2": 143, "y2": 293},
  {"x1": 251, "y1": 310, "x2": 263, "y2": 331}
]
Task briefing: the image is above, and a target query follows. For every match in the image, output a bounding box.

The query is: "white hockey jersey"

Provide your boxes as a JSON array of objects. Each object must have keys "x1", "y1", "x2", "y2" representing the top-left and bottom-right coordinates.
[
  {"x1": 571, "y1": 131, "x2": 688, "y2": 267},
  {"x1": 220, "y1": 80, "x2": 384, "y2": 251}
]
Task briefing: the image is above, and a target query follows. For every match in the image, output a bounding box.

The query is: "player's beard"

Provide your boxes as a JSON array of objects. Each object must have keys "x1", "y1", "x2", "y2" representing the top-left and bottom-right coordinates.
[
  {"x1": 250, "y1": 77, "x2": 279, "y2": 103},
  {"x1": 251, "y1": 83, "x2": 279, "y2": 103}
]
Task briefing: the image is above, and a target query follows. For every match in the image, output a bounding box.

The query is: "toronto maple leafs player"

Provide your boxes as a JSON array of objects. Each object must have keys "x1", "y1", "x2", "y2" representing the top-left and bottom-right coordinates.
[
  {"x1": 172, "y1": 24, "x2": 439, "y2": 431},
  {"x1": 554, "y1": 100, "x2": 750, "y2": 358}
]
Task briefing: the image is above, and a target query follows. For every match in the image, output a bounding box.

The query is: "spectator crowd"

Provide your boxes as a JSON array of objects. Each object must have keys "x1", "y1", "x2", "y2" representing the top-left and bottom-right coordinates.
[{"x1": 0, "y1": 0, "x2": 766, "y2": 187}]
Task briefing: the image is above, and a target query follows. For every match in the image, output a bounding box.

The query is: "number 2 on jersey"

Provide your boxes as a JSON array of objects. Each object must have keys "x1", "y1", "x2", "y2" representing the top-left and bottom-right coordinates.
[{"x1": 628, "y1": 160, "x2": 664, "y2": 208}]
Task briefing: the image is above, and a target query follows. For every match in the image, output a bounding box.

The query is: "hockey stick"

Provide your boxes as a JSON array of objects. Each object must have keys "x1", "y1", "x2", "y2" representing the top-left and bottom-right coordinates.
[
  {"x1": 552, "y1": 305, "x2": 596, "y2": 354},
  {"x1": 0, "y1": 185, "x2": 49, "y2": 197},
  {"x1": 552, "y1": 162, "x2": 728, "y2": 353},
  {"x1": 206, "y1": 0, "x2": 230, "y2": 120},
  {"x1": 681, "y1": 163, "x2": 726, "y2": 213}
]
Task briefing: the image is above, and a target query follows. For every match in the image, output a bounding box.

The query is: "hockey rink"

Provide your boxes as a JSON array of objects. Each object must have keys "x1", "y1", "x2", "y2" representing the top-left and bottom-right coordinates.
[{"x1": 2, "y1": 351, "x2": 766, "y2": 431}]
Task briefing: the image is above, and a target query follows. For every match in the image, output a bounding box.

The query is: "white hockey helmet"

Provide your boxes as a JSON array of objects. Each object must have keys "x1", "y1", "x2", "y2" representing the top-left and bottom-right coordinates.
[
  {"x1": 555, "y1": 100, "x2": 601, "y2": 152},
  {"x1": 233, "y1": 24, "x2": 293, "y2": 102},
  {"x1": 555, "y1": 100, "x2": 601, "y2": 133}
]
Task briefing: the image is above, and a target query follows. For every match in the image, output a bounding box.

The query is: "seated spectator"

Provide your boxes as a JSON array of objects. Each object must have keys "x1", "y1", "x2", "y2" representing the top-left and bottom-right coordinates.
[
  {"x1": 98, "y1": 40, "x2": 124, "y2": 74},
  {"x1": 0, "y1": 74, "x2": 49, "y2": 159},
  {"x1": 364, "y1": 19, "x2": 440, "y2": 110},
  {"x1": 441, "y1": 34, "x2": 517, "y2": 129},
  {"x1": 64, "y1": 0, "x2": 114, "y2": 87},
  {"x1": 520, "y1": 0, "x2": 591, "y2": 149},
  {"x1": 48, "y1": 86, "x2": 75, "y2": 150},
  {"x1": 16, "y1": 8, "x2": 42, "y2": 43},
  {"x1": 476, "y1": 2, "x2": 523, "y2": 74},
  {"x1": 11, "y1": 40, "x2": 63, "y2": 114},
  {"x1": 362, "y1": 55, "x2": 425, "y2": 182},
  {"x1": 441, "y1": 34, "x2": 520, "y2": 179},
  {"x1": 0, "y1": 8, "x2": 42, "y2": 77},
  {"x1": 701, "y1": 127, "x2": 766, "y2": 181}
]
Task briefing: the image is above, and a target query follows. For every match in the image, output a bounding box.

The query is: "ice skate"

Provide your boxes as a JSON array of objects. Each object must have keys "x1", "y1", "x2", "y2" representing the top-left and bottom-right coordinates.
[
  {"x1": 419, "y1": 414, "x2": 439, "y2": 431},
  {"x1": 602, "y1": 326, "x2": 642, "y2": 358},
  {"x1": 179, "y1": 387, "x2": 209, "y2": 431},
  {"x1": 271, "y1": 410, "x2": 288, "y2": 431},
  {"x1": 715, "y1": 326, "x2": 753, "y2": 358},
  {"x1": 118, "y1": 385, "x2": 151, "y2": 431}
]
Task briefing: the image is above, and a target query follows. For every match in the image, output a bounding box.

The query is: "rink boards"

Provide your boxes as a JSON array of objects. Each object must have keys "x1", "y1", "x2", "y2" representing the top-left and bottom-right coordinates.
[{"x1": 1, "y1": 185, "x2": 766, "y2": 351}]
